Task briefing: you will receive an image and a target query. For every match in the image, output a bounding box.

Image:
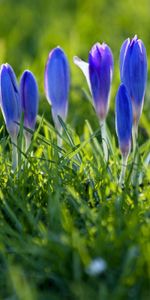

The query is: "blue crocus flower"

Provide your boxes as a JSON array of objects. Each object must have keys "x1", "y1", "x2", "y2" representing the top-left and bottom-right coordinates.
[
  {"x1": 44, "y1": 46, "x2": 70, "y2": 130},
  {"x1": 74, "y1": 42, "x2": 113, "y2": 162},
  {"x1": 20, "y1": 70, "x2": 39, "y2": 130},
  {"x1": 116, "y1": 84, "x2": 133, "y2": 158},
  {"x1": 20, "y1": 70, "x2": 39, "y2": 150},
  {"x1": 0, "y1": 63, "x2": 21, "y2": 169},
  {"x1": 120, "y1": 35, "x2": 147, "y2": 129},
  {"x1": 0, "y1": 63, "x2": 21, "y2": 140},
  {"x1": 74, "y1": 42, "x2": 113, "y2": 121}
]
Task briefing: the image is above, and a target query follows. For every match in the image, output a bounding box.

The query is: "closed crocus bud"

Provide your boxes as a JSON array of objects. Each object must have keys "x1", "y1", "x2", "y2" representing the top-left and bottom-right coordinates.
[
  {"x1": 74, "y1": 42, "x2": 113, "y2": 121},
  {"x1": 116, "y1": 84, "x2": 133, "y2": 157},
  {"x1": 44, "y1": 46, "x2": 70, "y2": 131},
  {"x1": 0, "y1": 63, "x2": 21, "y2": 140},
  {"x1": 89, "y1": 43, "x2": 113, "y2": 120},
  {"x1": 0, "y1": 63, "x2": 21, "y2": 169},
  {"x1": 120, "y1": 35, "x2": 147, "y2": 130},
  {"x1": 20, "y1": 70, "x2": 38, "y2": 130},
  {"x1": 20, "y1": 70, "x2": 39, "y2": 150},
  {"x1": 116, "y1": 84, "x2": 133, "y2": 184}
]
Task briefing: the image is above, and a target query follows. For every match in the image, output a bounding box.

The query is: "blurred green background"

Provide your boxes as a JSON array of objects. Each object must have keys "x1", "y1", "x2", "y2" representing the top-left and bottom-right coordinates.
[{"x1": 0, "y1": 0, "x2": 150, "y2": 136}]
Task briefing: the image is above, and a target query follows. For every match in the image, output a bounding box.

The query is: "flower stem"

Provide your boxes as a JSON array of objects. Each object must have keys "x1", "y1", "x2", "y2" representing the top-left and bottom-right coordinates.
[
  {"x1": 100, "y1": 120, "x2": 108, "y2": 162},
  {"x1": 11, "y1": 136, "x2": 18, "y2": 171},
  {"x1": 57, "y1": 127, "x2": 63, "y2": 157},
  {"x1": 57, "y1": 134, "x2": 62, "y2": 149},
  {"x1": 132, "y1": 125, "x2": 139, "y2": 185},
  {"x1": 25, "y1": 132, "x2": 32, "y2": 152},
  {"x1": 119, "y1": 155, "x2": 128, "y2": 186},
  {"x1": 132, "y1": 125, "x2": 138, "y2": 154}
]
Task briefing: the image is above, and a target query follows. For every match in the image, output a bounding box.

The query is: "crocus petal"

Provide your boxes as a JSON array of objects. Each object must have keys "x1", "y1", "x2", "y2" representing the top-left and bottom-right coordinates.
[
  {"x1": 44, "y1": 47, "x2": 70, "y2": 129},
  {"x1": 116, "y1": 84, "x2": 133, "y2": 157},
  {"x1": 89, "y1": 42, "x2": 113, "y2": 120},
  {"x1": 0, "y1": 64, "x2": 20, "y2": 138},
  {"x1": 5, "y1": 63, "x2": 21, "y2": 121},
  {"x1": 120, "y1": 41, "x2": 132, "y2": 94},
  {"x1": 120, "y1": 36, "x2": 147, "y2": 127},
  {"x1": 73, "y1": 56, "x2": 91, "y2": 92},
  {"x1": 20, "y1": 70, "x2": 39, "y2": 130},
  {"x1": 130, "y1": 40, "x2": 147, "y2": 106},
  {"x1": 120, "y1": 38, "x2": 130, "y2": 80}
]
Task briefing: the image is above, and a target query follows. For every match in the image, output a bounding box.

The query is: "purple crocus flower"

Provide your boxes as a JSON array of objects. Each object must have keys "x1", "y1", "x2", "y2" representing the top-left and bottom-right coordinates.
[
  {"x1": 120, "y1": 35, "x2": 147, "y2": 129},
  {"x1": 20, "y1": 70, "x2": 39, "y2": 130},
  {"x1": 20, "y1": 70, "x2": 39, "y2": 150},
  {"x1": 0, "y1": 63, "x2": 21, "y2": 169},
  {"x1": 74, "y1": 42, "x2": 113, "y2": 121},
  {"x1": 44, "y1": 46, "x2": 70, "y2": 130},
  {"x1": 74, "y1": 42, "x2": 113, "y2": 162},
  {"x1": 0, "y1": 63, "x2": 21, "y2": 140},
  {"x1": 116, "y1": 84, "x2": 133, "y2": 158}
]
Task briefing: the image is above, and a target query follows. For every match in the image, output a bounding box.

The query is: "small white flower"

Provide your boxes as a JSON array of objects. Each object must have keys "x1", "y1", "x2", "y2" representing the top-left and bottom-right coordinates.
[{"x1": 86, "y1": 257, "x2": 107, "y2": 276}]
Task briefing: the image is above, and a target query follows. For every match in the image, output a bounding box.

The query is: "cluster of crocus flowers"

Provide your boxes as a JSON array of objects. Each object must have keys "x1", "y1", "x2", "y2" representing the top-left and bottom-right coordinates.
[
  {"x1": 73, "y1": 43, "x2": 114, "y2": 161},
  {"x1": 0, "y1": 35, "x2": 148, "y2": 185},
  {"x1": 0, "y1": 64, "x2": 39, "y2": 170},
  {"x1": 116, "y1": 35, "x2": 147, "y2": 184}
]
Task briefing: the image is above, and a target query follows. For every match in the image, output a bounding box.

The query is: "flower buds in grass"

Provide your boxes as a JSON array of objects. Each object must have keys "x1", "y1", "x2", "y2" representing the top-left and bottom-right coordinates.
[
  {"x1": 74, "y1": 42, "x2": 113, "y2": 121},
  {"x1": 0, "y1": 63, "x2": 21, "y2": 169},
  {"x1": 20, "y1": 70, "x2": 39, "y2": 150},
  {"x1": 74, "y1": 42, "x2": 113, "y2": 161},
  {"x1": 44, "y1": 47, "x2": 70, "y2": 133},
  {"x1": 120, "y1": 35, "x2": 147, "y2": 131},
  {"x1": 116, "y1": 84, "x2": 133, "y2": 184}
]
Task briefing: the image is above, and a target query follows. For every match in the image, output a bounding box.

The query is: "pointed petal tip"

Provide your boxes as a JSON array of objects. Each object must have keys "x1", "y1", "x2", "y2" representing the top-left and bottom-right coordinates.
[
  {"x1": 119, "y1": 83, "x2": 126, "y2": 90},
  {"x1": 73, "y1": 56, "x2": 82, "y2": 65},
  {"x1": 0, "y1": 63, "x2": 8, "y2": 73},
  {"x1": 133, "y1": 34, "x2": 138, "y2": 40},
  {"x1": 22, "y1": 69, "x2": 37, "y2": 81},
  {"x1": 1, "y1": 63, "x2": 12, "y2": 72},
  {"x1": 0, "y1": 63, "x2": 15, "y2": 74},
  {"x1": 89, "y1": 43, "x2": 100, "y2": 56},
  {"x1": 56, "y1": 45, "x2": 62, "y2": 50}
]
